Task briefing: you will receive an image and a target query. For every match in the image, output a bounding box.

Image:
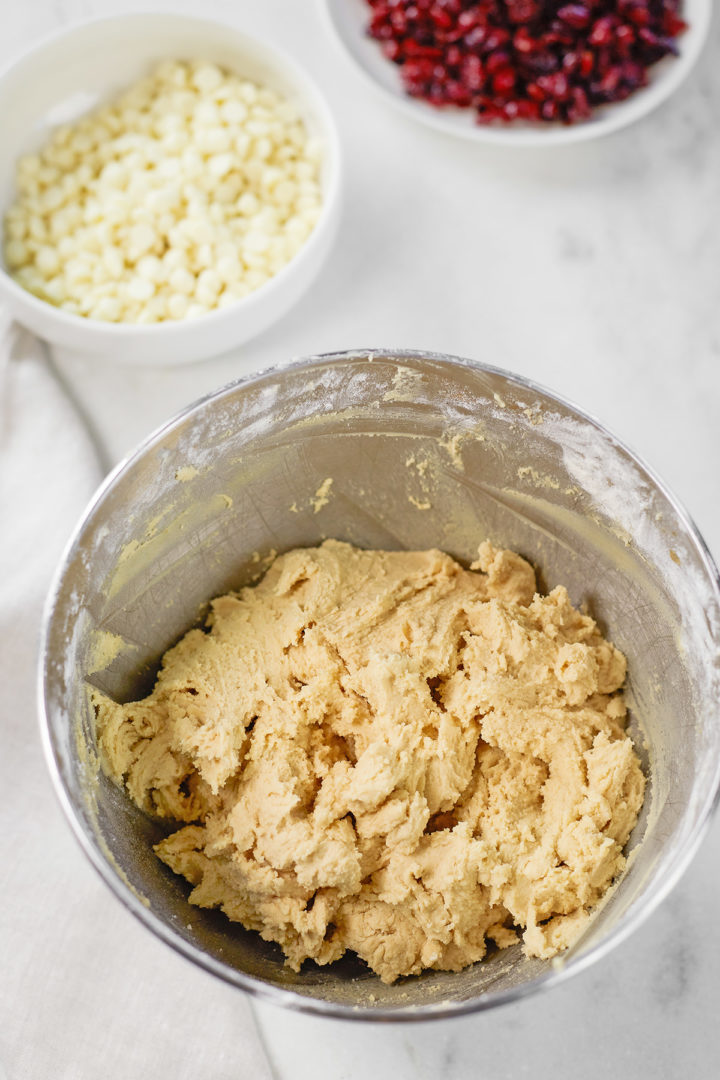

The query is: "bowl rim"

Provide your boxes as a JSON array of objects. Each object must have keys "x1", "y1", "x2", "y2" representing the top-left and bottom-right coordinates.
[
  {"x1": 319, "y1": 0, "x2": 713, "y2": 148},
  {"x1": 38, "y1": 347, "x2": 720, "y2": 1021},
  {"x1": 0, "y1": 11, "x2": 342, "y2": 338}
]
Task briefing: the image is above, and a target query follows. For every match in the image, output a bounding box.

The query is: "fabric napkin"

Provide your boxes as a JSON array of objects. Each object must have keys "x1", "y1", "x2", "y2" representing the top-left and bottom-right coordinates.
[{"x1": 0, "y1": 325, "x2": 273, "y2": 1080}]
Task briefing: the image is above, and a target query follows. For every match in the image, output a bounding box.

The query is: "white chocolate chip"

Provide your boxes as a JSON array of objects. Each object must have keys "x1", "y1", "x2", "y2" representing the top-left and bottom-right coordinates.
[{"x1": 4, "y1": 59, "x2": 324, "y2": 323}]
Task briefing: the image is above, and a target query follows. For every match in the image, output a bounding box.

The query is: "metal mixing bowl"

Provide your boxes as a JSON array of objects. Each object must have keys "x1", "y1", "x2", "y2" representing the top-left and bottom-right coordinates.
[{"x1": 40, "y1": 349, "x2": 720, "y2": 1019}]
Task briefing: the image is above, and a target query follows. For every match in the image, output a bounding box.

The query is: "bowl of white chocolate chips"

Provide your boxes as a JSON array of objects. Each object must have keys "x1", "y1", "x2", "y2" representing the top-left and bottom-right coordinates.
[
  {"x1": 0, "y1": 14, "x2": 340, "y2": 364},
  {"x1": 40, "y1": 351, "x2": 720, "y2": 1018}
]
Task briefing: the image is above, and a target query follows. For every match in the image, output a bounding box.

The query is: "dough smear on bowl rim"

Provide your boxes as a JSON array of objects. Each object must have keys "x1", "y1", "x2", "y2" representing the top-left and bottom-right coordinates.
[{"x1": 93, "y1": 539, "x2": 645, "y2": 984}]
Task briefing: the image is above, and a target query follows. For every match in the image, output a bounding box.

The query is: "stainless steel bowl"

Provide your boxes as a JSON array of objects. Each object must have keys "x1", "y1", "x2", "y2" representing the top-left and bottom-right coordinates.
[{"x1": 40, "y1": 349, "x2": 720, "y2": 1019}]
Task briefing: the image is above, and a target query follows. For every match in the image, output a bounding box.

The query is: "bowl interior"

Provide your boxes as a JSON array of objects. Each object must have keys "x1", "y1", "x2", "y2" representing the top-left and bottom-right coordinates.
[
  {"x1": 42, "y1": 351, "x2": 720, "y2": 1017},
  {"x1": 323, "y1": 0, "x2": 712, "y2": 146}
]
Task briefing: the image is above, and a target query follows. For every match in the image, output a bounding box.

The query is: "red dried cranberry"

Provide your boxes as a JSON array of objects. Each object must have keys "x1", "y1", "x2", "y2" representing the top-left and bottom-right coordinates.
[
  {"x1": 402, "y1": 57, "x2": 435, "y2": 83},
  {"x1": 403, "y1": 39, "x2": 443, "y2": 58},
  {"x1": 429, "y1": 4, "x2": 454, "y2": 30},
  {"x1": 623, "y1": 3, "x2": 651, "y2": 28},
  {"x1": 595, "y1": 65, "x2": 623, "y2": 95},
  {"x1": 486, "y1": 51, "x2": 512, "y2": 75},
  {"x1": 505, "y1": 0, "x2": 542, "y2": 26},
  {"x1": 364, "y1": 0, "x2": 689, "y2": 125},
  {"x1": 382, "y1": 39, "x2": 403, "y2": 61},
  {"x1": 523, "y1": 52, "x2": 561, "y2": 75},
  {"x1": 621, "y1": 61, "x2": 648, "y2": 89},
  {"x1": 579, "y1": 50, "x2": 594, "y2": 77},
  {"x1": 663, "y1": 13, "x2": 688, "y2": 37},
  {"x1": 463, "y1": 26, "x2": 488, "y2": 50},
  {"x1": 588, "y1": 16, "x2": 618, "y2": 46},
  {"x1": 516, "y1": 99, "x2": 541, "y2": 120},
  {"x1": 536, "y1": 72, "x2": 570, "y2": 100},
  {"x1": 389, "y1": 9, "x2": 409, "y2": 34},
  {"x1": 557, "y1": 5, "x2": 592, "y2": 30},
  {"x1": 638, "y1": 26, "x2": 677, "y2": 53},
  {"x1": 457, "y1": 9, "x2": 483, "y2": 30},
  {"x1": 484, "y1": 28, "x2": 512, "y2": 51},
  {"x1": 445, "y1": 79, "x2": 472, "y2": 104},
  {"x1": 513, "y1": 27, "x2": 537, "y2": 54},
  {"x1": 614, "y1": 24, "x2": 636, "y2": 54},
  {"x1": 492, "y1": 66, "x2": 517, "y2": 94},
  {"x1": 569, "y1": 85, "x2": 591, "y2": 119},
  {"x1": 526, "y1": 81, "x2": 545, "y2": 102}
]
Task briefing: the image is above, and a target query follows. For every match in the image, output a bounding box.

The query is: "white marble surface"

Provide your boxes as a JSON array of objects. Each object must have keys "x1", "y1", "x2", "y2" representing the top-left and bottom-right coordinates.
[{"x1": 3, "y1": 0, "x2": 720, "y2": 1076}]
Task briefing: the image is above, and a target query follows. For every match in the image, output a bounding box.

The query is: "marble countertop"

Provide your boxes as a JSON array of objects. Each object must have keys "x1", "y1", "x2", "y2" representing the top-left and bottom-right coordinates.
[{"x1": 3, "y1": 1, "x2": 719, "y2": 1077}]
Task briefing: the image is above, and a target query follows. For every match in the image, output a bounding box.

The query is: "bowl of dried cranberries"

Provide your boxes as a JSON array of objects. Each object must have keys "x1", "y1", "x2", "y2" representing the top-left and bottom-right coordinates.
[{"x1": 322, "y1": 0, "x2": 710, "y2": 144}]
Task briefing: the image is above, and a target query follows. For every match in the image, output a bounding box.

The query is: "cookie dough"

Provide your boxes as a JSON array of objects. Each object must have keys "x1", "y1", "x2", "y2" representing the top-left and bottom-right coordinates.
[{"x1": 94, "y1": 540, "x2": 645, "y2": 983}]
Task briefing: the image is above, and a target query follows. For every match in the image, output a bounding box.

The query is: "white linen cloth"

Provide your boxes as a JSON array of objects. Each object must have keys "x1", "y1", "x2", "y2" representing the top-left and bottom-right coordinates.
[{"x1": 0, "y1": 326, "x2": 273, "y2": 1080}]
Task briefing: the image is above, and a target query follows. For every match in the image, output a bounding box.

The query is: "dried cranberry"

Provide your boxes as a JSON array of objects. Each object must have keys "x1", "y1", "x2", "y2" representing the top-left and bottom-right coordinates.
[
  {"x1": 579, "y1": 50, "x2": 594, "y2": 77},
  {"x1": 513, "y1": 27, "x2": 537, "y2": 54},
  {"x1": 523, "y1": 52, "x2": 561, "y2": 74},
  {"x1": 484, "y1": 28, "x2": 512, "y2": 51},
  {"x1": 638, "y1": 27, "x2": 677, "y2": 54},
  {"x1": 402, "y1": 57, "x2": 435, "y2": 82},
  {"x1": 389, "y1": 9, "x2": 409, "y2": 34},
  {"x1": 461, "y1": 54, "x2": 486, "y2": 90},
  {"x1": 569, "y1": 85, "x2": 591, "y2": 119},
  {"x1": 364, "y1": 0, "x2": 689, "y2": 125},
  {"x1": 505, "y1": 0, "x2": 542, "y2": 25},
  {"x1": 492, "y1": 66, "x2": 517, "y2": 94},
  {"x1": 588, "y1": 16, "x2": 618, "y2": 46},
  {"x1": 621, "y1": 61, "x2": 648, "y2": 89},
  {"x1": 464, "y1": 26, "x2": 488, "y2": 50},
  {"x1": 457, "y1": 9, "x2": 483, "y2": 30},
  {"x1": 614, "y1": 24, "x2": 636, "y2": 54},
  {"x1": 476, "y1": 103, "x2": 505, "y2": 122},
  {"x1": 403, "y1": 39, "x2": 443, "y2": 58},
  {"x1": 622, "y1": 2, "x2": 651, "y2": 28},
  {"x1": 429, "y1": 4, "x2": 454, "y2": 30},
  {"x1": 594, "y1": 65, "x2": 623, "y2": 95},
  {"x1": 516, "y1": 99, "x2": 541, "y2": 120},
  {"x1": 561, "y1": 49, "x2": 577, "y2": 73},
  {"x1": 536, "y1": 72, "x2": 570, "y2": 100},
  {"x1": 557, "y1": 5, "x2": 592, "y2": 30},
  {"x1": 382, "y1": 39, "x2": 403, "y2": 61},
  {"x1": 445, "y1": 79, "x2": 472, "y2": 104},
  {"x1": 486, "y1": 51, "x2": 512, "y2": 75},
  {"x1": 663, "y1": 13, "x2": 688, "y2": 37}
]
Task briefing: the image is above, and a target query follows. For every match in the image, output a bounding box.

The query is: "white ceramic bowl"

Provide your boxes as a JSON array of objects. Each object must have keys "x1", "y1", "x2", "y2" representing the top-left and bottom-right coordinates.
[
  {"x1": 322, "y1": 0, "x2": 711, "y2": 147},
  {"x1": 0, "y1": 14, "x2": 342, "y2": 365}
]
